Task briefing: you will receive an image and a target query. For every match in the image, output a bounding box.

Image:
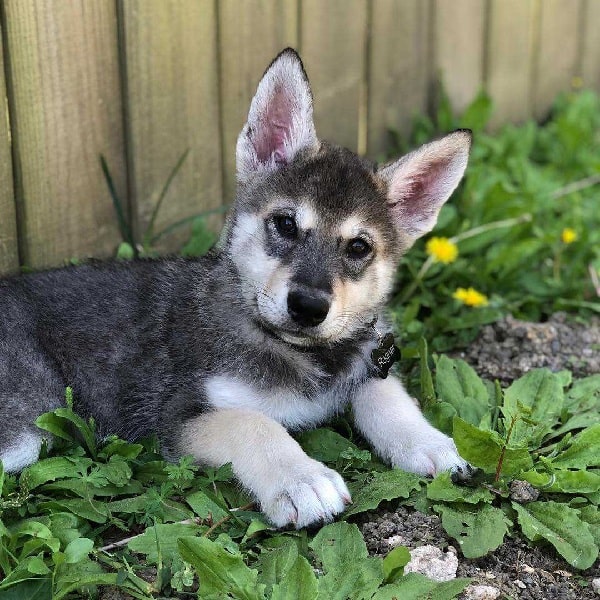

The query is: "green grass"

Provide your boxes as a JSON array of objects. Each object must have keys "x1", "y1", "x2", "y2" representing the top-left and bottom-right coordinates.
[{"x1": 1, "y1": 90, "x2": 599, "y2": 599}]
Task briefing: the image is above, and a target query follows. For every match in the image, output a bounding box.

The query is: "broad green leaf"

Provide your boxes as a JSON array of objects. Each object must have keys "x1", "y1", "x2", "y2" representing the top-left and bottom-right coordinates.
[
  {"x1": 21, "y1": 457, "x2": 90, "y2": 489},
  {"x1": 372, "y1": 573, "x2": 470, "y2": 600},
  {"x1": 26, "y1": 555, "x2": 50, "y2": 575},
  {"x1": 382, "y1": 546, "x2": 411, "y2": 583},
  {"x1": 345, "y1": 470, "x2": 423, "y2": 517},
  {"x1": 95, "y1": 457, "x2": 132, "y2": 486},
  {"x1": 42, "y1": 478, "x2": 143, "y2": 498},
  {"x1": 551, "y1": 424, "x2": 600, "y2": 469},
  {"x1": 513, "y1": 500, "x2": 598, "y2": 569},
  {"x1": 453, "y1": 417, "x2": 533, "y2": 475},
  {"x1": 108, "y1": 492, "x2": 192, "y2": 522},
  {"x1": 10, "y1": 520, "x2": 55, "y2": 542},
  {"x1": 53, "y1": 557, "x2": 152, "y2": 600},
  {"x1": 185, "y1": 489, "x2": 229, "y2": 522},
  {"x1": 423, "y1": 402, "x2": 457, "y2": 436},
  {"x1": 427, "y1": 472, "x2": 493, "y2": 504},
  {"x1": 522, "y1": 469, "x2": 600, "y2": 494},
  {"x1": 46, "y1": 513, "x2": 84, "y2": 547},
  {"x1": 578, "y1": 505, "x2": 600, "y2": 546},
  {"x1": 551, "y1": 411, "x2": 599, "y2": 438},
  {"x1": 271, "y1": 555, "x2": 318, "y2": 600},
  {"x1": 310, "y1": 523, "x2": 383, "y2": 600},
  {"x1": 502, "y1": 369, "x2": 563, "y2": 446},
  {"x1": 0, "y1": 556, "x2": 55, "y2": 590},
  {"x1": 564, "y1": 374, "x2": 600, "y2": 411},
  {"x1": 63, "y1": 537, "x2": 93, "y2": 564},
  {"x1": 38, "y1": 498, "x2": 108, "y2": 523},
  {"x1": 36, "y1": 406, "x2": 96, "y2": 459},
  {"x1": 419, "y1": 337, "x2": 436, "y2": 409},
  {"x1": 257, "y1": 541, "x2": 299, "y2": 596},
  {"x1": 99, "y1": 438, "x2": 144, "y2": 460},
  {"x1": 128, "y1": 522, "x2": 205, "y2": 565},
  {"x1": 178, "y1": 535, "x2": 265, "y2": 600},
  {"x1": 434, "y1": 504, "x2": 510, "y2": 558},
  {"x1": 435, "y1": 356, "x2": 490, "y2": 426},
  {"x1": 297, "y1": 429, "x2": 360, "y2": 463},
  {"x1": 0, "y1": 578, "x2": 51, "y2": 599}
]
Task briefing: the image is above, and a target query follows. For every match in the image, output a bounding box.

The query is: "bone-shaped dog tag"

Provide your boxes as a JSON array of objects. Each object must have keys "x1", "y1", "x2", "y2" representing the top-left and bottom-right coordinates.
[{"x1": 371, "y1": 332, "x2": 401, "y2": 378}]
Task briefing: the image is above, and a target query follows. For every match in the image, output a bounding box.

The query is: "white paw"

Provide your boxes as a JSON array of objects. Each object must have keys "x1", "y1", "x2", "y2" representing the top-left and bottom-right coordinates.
[
  {"x1": 260, "y1": 459, "x2": 351, "y2": 529},
  {"x1": 391, "y1": 428, "x2": 470, "y2": 477}
]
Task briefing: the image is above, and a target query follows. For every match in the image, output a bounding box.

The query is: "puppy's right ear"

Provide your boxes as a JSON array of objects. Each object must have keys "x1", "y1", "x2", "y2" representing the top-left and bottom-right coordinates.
[{"x1": 236, "y1": 48, "x2": 319, "y2": 182}]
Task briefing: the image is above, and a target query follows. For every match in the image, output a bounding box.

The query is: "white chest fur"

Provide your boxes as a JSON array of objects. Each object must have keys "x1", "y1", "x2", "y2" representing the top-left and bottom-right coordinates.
[{"x1": 204, "y1": 375, "x2": 346, "y2": 429}]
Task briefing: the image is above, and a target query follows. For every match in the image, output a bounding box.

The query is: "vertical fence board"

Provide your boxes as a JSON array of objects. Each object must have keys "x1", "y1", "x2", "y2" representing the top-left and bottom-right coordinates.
[
  {"x1": 300, "y1": 0, "x2": 368, "y2": 153},
  {"x1": 581, "y1": 0, "x2": 600, "y2": 90},
  {"x1": 432, "y1": 0, "x2": 486, "y2": 115},
  {"x1": 486, "y1": 0, "x2": 536, "y2": 128},
  {"x1": 0, "y1": 21, "x2": 18, "y2": 274},
  {"x1": 368, "y1": 0, "x2": 430, "y2": 158},
  {"x1": 534, "y1": 0, "x2": 582, "y2": 119},
  {"x1": 120, "y1": 0, "x2": 222, "y2": 252},
  {"x1": 219, "y1": 0, "x2": 298, "y2": 203},
  {"x1": 2, "y1": 0, "x2": 126, "y2": 268}
]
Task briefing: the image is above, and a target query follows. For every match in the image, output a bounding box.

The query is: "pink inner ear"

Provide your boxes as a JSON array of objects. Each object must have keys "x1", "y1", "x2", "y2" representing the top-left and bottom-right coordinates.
[
  {"x1": 389, "y1": 158, "x2": 447, "y2": 212},
  {"x1": 253, "y1": 87, "x2": 294, "y2": 166}
]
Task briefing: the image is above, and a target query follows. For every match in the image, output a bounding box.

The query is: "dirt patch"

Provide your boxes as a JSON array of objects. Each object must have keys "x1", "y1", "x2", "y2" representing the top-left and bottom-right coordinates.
[
  {"x1": 453, "y1": 312, "x2": 599, "y2": 383},
  {"x1": 359, "y1": 506, "x2": 600, "y2": 600}
]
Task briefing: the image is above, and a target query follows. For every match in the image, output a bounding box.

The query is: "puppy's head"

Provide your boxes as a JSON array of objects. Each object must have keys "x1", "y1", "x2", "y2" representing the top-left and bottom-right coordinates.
[{"x1": 226, "y1": 48, "x2": 471, "y2": 346}]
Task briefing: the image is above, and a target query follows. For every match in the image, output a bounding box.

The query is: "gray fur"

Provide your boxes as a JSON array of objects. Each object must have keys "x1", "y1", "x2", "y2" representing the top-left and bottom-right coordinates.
[{"x1": 0, "y1": 48, "x2": 472, "y2": 502}]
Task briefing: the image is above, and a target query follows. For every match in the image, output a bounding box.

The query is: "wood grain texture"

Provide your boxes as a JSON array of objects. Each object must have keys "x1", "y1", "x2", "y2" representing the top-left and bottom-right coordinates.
[
  {"x1": 0, "y1": 23, "x2": 19, "y2": 274},
  {"x1": 120, "y1": 0, "x2": 222, "y2": 252},
  {"x1": 581, "y1": 0, "x2": 600, "y2": 90},
  {"x1": 486, "y1": 0, "x2": 536, "y2": 128},
  {"x1": 218, "y1": 0, "x2": 298, "y2": 202},
  {"x1": 2, "y1": 0, "x2": 126, "y2": 268},
  {"x1": 300, "y1": 0, "x2": 368, "y2": 153},
  {"x1": 432, "y1": 0, "x2": 486, "y2": 115},
  {"x1": 368, "y1": 0, "x2": 431, "y2": 158},
  {"x1": 534, "y1": 0, "x2": 582, "y2": 120}
]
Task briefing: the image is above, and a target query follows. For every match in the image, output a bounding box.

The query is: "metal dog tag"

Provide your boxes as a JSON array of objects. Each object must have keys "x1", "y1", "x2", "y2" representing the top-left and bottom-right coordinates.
[{"x1": 371, "y1": 332, "x2": 401, "y2": 379}]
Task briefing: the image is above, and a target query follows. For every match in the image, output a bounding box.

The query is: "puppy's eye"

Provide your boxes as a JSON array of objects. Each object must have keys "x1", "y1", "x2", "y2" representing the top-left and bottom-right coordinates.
[
  {"x1": 346, "y1": 238, "x2": 371, "y2": 259},
  {"x1": 274, "y1": 215, "x2": 298, "y2": 238}
]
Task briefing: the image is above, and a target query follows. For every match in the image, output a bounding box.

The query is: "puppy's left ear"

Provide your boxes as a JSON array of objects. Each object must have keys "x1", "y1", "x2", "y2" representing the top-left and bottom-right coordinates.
[{"x1": 379, "y1": 130, "x2": 471, "y2": 242}]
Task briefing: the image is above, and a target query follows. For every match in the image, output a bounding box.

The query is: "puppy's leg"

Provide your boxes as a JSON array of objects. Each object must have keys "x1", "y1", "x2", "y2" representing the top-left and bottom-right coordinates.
[
  {"x1": 0, "y1": 428, "x2": 46, "y2": 473},
  {"x1": 0, "y1": 360, "x2": 64, "y2": 472},
  {"x1": 351, "y1": 376, "x2": 471, "y2": 478},
  {"x1": 179, "y1": 408, "x2": 351, "y2": 528}
]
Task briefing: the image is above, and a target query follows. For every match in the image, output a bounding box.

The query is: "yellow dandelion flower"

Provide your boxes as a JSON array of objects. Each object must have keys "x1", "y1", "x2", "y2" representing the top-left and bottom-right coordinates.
[
  {"x1": 426, "y1": 237, "x2": 458, "y2": 264},
  {"x1": 571, "y1": 76, "x2": 584, "y2": 90},
  {"x1": 561, "y1": 228, "x2": 577, "y2": 244},
  {"x1": 453, "y1": 287, "x2": 489, "y2": 307}
]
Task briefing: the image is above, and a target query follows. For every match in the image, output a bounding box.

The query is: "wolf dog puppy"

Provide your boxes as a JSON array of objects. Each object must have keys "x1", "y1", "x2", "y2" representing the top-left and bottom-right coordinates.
[{"x1": 0, "y1": 49, "x2": 473, "y2": 528}]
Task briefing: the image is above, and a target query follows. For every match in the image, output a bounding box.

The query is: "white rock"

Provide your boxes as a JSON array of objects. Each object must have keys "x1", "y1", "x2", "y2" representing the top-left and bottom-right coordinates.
[
  {"x1": 404, "y1": 545, "x2": 458, "y2": 582},
  {"x1": 385, "y1": 535, "x2": 406, "y2": 548},
  {"x1": 463, "y1": 584, "x2": 501, "y2": 600},
  {"x1": 591, "y1": 577, "x2": 600, "y2": 595}
]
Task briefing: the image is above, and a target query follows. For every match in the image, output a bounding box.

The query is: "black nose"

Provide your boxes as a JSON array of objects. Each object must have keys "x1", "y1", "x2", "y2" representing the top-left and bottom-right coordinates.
[{"x1": 287, "y1": 290, "x2": 330, "y2": 327}]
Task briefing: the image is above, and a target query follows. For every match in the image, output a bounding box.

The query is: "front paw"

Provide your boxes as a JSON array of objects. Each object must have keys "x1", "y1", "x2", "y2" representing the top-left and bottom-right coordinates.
[
  {"x1": 260, "y1": 459, "x2": 351, "y2": 529},
  {"x1": 391, "y1": 429, "x2": 472, "y2": 478}
]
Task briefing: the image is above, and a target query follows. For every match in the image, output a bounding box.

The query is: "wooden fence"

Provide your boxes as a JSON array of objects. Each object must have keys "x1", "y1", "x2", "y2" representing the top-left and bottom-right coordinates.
[{"x1": 0, "y1": 0, "x2": 598, "y2": 274}]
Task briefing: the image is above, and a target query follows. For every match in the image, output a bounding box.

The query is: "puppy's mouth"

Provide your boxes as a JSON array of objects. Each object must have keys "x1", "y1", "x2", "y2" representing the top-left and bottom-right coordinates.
[{"x1": 255, "y1": 317, "x2": 332, "y2": 347}]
